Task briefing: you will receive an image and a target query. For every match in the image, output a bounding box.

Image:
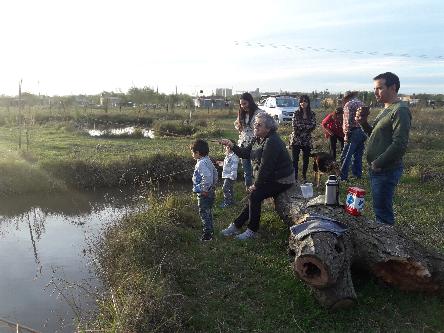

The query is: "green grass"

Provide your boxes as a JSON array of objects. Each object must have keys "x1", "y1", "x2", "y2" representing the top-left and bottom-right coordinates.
[
  {"x1": 0, "y1": 106, "x2": 235, "y2": 194},
  {"x1": 90, "y1": 180, "x2": 444, "y2": 332},
  {"x1": 2, "y1": 104, "x2": 444, "y2": 331}
]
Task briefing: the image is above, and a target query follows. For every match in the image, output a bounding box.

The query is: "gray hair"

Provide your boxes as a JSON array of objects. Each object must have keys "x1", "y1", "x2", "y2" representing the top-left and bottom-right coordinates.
[{"x1": 256, "y1": 112, "x2": 278, "y2": 131}]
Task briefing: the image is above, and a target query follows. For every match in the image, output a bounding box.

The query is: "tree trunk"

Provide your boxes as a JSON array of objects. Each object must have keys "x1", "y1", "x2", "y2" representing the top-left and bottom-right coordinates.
[{"x1": 274, "y1": 192, "x2": 444, "y2": 309}]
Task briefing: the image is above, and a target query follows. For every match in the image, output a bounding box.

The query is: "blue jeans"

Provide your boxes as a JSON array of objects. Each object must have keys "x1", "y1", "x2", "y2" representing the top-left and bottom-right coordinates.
[
  {"x1": 222, "y1": 178, "x2": 235, "y2": 204},
  {"x1": 369, "y1": 165, "x2": 403, "y2": 225},
  {"x1": 340, "y1": 128, "x2": 366, "y2": 180},
  {"x1": 241, "y1": 158, "x2": 253, "y2": 187},
  {"x1": 198, "y1": 192, "x2": 215, "y2": 234}
]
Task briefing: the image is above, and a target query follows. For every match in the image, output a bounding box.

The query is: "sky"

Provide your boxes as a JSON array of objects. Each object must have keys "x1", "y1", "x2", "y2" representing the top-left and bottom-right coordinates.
[{"x1": 1, "y1": 0, "x2": 443, "y2": 96}]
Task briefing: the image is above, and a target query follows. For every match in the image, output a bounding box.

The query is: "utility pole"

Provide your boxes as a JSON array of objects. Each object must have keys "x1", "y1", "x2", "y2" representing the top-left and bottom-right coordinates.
[{"x1": 18, "y1": 79, "x2": 23, "y2": 149}]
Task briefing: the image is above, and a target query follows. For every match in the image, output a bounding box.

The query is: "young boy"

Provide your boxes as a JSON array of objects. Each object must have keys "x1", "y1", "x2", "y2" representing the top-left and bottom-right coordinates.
[
  {"x1": 220, "y1": 141, "x2": 239, "y2": 208},
  {"x1": 190, "y1": 139, "x2": 218, "y2": 241}
]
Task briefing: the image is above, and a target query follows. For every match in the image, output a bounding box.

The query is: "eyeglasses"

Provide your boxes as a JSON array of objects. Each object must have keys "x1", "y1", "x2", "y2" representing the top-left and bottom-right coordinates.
[
  {"x1": 300, "y1": 100, "x2": 308, "y2": 103},
  {"x1": 253, "y1": 122, "x2": 264, "y2": 128}
]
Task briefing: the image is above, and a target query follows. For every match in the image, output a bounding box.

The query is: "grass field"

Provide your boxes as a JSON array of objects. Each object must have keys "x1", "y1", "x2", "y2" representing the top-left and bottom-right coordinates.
[
  {"x1": 1, "y1": 104, "x2": 443, "y2": 331},
  {"x1": 58, "y1": 105, "x2": 444, "y2": 332}
]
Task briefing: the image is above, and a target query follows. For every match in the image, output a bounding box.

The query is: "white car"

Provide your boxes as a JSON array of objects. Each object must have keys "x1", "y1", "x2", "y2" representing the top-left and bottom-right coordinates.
[{"x1": 261, "y1": 95, "x2": 299, "y2": 123}]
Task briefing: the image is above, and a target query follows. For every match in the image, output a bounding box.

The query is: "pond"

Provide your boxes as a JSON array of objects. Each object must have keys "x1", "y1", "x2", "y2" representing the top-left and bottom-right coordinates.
[
  {"x1": 0, "y1": 185, "x2": 185, "y2": 332},
  {"x1": 87, "y1": 126, "x2": 155, "y2": 138}
]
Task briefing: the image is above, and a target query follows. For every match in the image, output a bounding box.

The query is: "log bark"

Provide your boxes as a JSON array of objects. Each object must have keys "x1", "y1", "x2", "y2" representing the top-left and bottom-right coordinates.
[{"x1": 274, "y1": 192, "x2": 444, "y2": 309}]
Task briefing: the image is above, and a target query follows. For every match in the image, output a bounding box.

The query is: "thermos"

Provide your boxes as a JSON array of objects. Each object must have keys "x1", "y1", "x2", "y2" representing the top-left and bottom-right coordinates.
[{"x1": 325, "y1": 175, "x2": 340, "y2": 205}]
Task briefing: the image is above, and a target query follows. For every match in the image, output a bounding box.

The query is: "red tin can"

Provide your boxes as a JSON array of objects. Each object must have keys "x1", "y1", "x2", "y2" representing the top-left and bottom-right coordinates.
[{"x1": 345, "y1": 187, "x2": 366, "y2": 216}]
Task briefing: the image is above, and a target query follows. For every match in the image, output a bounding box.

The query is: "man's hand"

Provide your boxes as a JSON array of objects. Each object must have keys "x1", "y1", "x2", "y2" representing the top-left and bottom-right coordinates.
[
  {"x1": 247, "y1": 185, "x2": 256, "y2": 193},
  {"x1": 201, "y1": 191, "x2": 209, "y2": 197}
]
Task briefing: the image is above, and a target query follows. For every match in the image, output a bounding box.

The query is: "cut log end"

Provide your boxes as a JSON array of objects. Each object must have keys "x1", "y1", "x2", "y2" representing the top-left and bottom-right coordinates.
[
  {"x1": 372, "y1": 259, "x2": 439, "y2": 292},
  {"x1": 295, "y1": 256, "x2": 329, "y2": 287}
]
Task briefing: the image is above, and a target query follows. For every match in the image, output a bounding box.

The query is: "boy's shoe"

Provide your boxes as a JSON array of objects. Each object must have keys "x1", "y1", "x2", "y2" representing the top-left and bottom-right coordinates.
[
  {"x1": 221, "y1": 223, "x2": 241, "y2": 237},
  {"x1": 200, "y1": 233, "x2": 213, "y2": 242},
  {"x1": 235, "y1": 228, "x2": 258, "y2": 240}
]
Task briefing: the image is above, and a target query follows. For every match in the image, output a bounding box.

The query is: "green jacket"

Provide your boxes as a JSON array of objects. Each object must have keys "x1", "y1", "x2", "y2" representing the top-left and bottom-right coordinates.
[{"x1": 364, "y1": 101, "x2": 411, "y2": 170}]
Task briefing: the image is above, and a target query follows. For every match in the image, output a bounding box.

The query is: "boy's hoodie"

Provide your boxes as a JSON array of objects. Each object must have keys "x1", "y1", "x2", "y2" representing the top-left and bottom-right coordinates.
[
  {"x1": 192, "y1": 155, "x2": 218, "y2": 193},
  {"x1": 222, "y1": 151, "x2": 239, "y2": 180}
]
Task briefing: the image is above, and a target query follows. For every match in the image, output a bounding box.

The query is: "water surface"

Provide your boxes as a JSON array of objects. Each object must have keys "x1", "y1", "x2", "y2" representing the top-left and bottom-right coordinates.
[{"x1": 0, "y1": 188, "x2": 149, "y2": 332}]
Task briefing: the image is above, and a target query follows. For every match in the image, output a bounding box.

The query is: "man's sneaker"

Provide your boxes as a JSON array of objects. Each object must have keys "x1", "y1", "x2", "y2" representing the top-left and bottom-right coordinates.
[
  {"x1": 200, "y1": 233, "x2": 213, "y2": 242},
  {"x1": 235, "y1": 228, "x2": 258, "y2": 240},
  {"x1": 219, "y1": 202, "x2": 233, "y2": 208},
  {"x1": 221, "y1": 223, "x2": 241, "y2": 237}
]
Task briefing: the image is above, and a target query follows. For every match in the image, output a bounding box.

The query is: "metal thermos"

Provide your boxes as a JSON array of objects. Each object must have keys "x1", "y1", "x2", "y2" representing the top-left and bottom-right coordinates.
[{"x1": 325, "y1": 175, "x2": 340, "y2": 205}]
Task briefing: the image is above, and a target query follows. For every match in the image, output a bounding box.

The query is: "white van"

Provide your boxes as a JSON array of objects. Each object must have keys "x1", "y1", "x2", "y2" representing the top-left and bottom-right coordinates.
[{"x1": 262, "y1": 95, "x2": 298, "y2": 123}]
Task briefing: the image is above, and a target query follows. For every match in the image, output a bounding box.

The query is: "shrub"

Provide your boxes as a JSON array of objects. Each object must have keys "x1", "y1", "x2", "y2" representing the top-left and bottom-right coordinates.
[
  {"x1": 90, "y1": 194, "x2": 198, "y2": 332},
  {"x1": 153, "y1": 121, "x2": 196, "y2": 137}
]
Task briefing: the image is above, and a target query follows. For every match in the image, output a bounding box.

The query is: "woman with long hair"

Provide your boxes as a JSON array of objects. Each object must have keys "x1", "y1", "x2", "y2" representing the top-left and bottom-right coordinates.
[
  {"x1": 290, "y1": 95, "x2": 316, "y2": 183},
  {"x1": 234, "y1": 92, "x2": 263, "y2": 188}
]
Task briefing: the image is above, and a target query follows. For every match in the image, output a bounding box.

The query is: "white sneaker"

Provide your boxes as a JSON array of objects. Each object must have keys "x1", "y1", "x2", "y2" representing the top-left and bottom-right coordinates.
[
  {"x1": 235, "y1": 228, "x2": 258, "y2": 240},
  {"x1": 221, "y1": 223, "x2": 241, "y2": 237}
]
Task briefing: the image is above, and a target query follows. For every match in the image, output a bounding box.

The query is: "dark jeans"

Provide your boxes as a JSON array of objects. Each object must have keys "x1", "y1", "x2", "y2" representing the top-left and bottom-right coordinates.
[
  {"x1": 369, "y1": 165, "x2": 403, "y2": 225},
  {"x1": 329, "y1": 135, "x2": 344, "y2": 160},
  {"x1": 198, "y1": 192, "x2": 215, "y2": 234},
  {"x1": 292, "y1": 145, "x2": 311, "y2": 181},
  {"x1": 222, "y1": 178, "x2": 235, "y2": 204},
  {"x1": 241, "y1": 158, "x2": 253, "y2": 187},
  {"x1": 340, "y1": 128, "x2": 366, "y2": 180},
  {"x1": 234, "y1": 182, "x2": 293, "y2": 232}
]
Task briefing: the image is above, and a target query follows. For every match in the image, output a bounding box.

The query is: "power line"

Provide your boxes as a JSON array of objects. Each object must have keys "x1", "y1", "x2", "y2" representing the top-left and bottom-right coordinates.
[{"x1": 234, "y1": 40, "x2": 444, "y2": 62}]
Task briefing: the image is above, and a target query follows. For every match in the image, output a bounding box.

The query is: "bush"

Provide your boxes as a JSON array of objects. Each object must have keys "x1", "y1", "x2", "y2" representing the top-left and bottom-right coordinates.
[
  {"x1": 90, "y1": 194, "x2": 199, "y2": 332},
  {"x1": 153, "y1": 121, "x2": 196, "y2": 137}
]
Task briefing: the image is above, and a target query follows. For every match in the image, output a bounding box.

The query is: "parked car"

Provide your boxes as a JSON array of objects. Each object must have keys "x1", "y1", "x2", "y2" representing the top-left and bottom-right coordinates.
[{"x1": 261, "y1": 95, "x2": 299, "y2": 123}]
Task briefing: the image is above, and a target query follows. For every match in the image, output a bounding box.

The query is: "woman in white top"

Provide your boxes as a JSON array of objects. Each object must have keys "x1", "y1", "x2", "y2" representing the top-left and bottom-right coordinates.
[{"x1": 234, "y1": 92, "x2": 263, "y2": 188}]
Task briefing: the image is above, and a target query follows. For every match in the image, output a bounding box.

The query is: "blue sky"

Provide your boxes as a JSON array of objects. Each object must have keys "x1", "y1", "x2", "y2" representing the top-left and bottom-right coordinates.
[{"x1": 1, "y1": 0, "x2": 443, "y2": 96}]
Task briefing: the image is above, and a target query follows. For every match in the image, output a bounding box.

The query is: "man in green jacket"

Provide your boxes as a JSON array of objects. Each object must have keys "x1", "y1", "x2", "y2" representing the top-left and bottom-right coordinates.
[{"x1": 356, "y1": 72, "x2": 411, "y2": 225}]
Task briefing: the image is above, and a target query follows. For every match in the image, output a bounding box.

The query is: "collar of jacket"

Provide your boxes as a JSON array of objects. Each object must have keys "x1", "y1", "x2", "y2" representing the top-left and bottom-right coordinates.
[{"x1": 257, "y1": 129, "x2": 276, "y2": 143}]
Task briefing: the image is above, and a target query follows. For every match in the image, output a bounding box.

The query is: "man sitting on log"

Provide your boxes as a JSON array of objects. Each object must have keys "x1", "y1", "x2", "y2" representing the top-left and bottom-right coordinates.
[
  {"x1": 356, "y1": 72, "x2": 412, "y2": 225},
  {"x1": 218, "y1": 113, "x2": 295, "y2": 240}
]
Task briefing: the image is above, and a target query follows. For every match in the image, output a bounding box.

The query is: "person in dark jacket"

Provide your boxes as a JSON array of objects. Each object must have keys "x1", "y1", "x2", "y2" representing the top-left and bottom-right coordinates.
[
  {"x1": 290, "y1": 95, "x2": 316, "y2": 183},
  {"x1": 219, "y1": 113, "x2": 294, "y2": 240}
]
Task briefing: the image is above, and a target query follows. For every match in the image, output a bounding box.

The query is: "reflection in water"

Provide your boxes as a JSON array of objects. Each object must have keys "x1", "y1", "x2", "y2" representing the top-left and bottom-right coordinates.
[
  {"x1": 0, "y1": 188, "x2": 138, "y2": 218},
  {"x1": 0, "y1": 188, "x2": 151, "y2": 332},
  {"x1": 27, "y1": 212, "x2": 43, "y2": 276},
  {"x1": 87, "y1": 127, "x2": 155, "y2": 138}
]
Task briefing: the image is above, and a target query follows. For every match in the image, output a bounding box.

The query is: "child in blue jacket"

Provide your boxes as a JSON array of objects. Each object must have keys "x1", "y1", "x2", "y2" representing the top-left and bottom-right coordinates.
[{"x1": 190, "y1": 139, "x2": 218, "y2": 241}]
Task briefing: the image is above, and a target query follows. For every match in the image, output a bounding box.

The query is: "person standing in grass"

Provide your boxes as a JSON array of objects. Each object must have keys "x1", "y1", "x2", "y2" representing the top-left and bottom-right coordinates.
[
  {"x1": 356, "y1": 72, "x2": 411, "y2": 225},
  {"x1": 321, "y1": 107, "x2": 345, "y2": 160},
  {"x1": 190, "y1": 139, "x2": 218, "y2": 241},
  {"x1": 340, "y1": 91, "x2": 366, "y2": 181},
  {"x1": 234, "y1": 92, "x2": 264, "y2": 190},
  {"x1": 220, "y1": 141, "x2": 239, "y2": 208},
  {"x1": 219, "y1": 113, "x2": 294, "y2": 240},
  {"x1": 290, "y1": 95, "x2": 316, "y2": 183}
]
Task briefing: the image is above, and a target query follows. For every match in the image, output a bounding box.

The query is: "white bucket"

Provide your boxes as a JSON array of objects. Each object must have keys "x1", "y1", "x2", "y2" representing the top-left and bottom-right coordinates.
[{"x1": 300, "y1": 183, "x2": 314, "y2": 199}]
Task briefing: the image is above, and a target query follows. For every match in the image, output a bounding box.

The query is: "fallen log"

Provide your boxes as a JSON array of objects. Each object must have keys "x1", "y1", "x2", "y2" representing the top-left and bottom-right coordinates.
[{"x1": 274, "y1": 189, "x2": 444, "y2": 309}]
